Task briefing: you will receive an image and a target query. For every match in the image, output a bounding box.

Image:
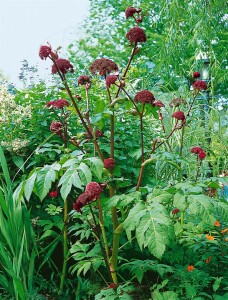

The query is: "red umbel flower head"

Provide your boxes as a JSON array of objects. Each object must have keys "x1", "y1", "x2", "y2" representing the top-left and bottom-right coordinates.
[
  {"x1": 169, "y1": 97, "x2": 186, "y2": 107},
  {"x1": 85, "y1": 129, "x2": 104, "y2": 139},
  {"x1": 49, "y1": 191, "x2": 58, "y2": 197},
  {"x1": 190, "y1": 146, "x2": 206, "y2": 160},
  {"x1": 193, "y1": 71, "x2": 200, "y2": 78},
  {"x1": 78, "y1": 75, "x2": 91, "y2": 85},
  {"x1": 39, "y1": 45, "x2": 52, "y2": 60},
  {"x1": 198, "y1": 151, "x2": 206, "y2": 160},
  {"x1": 172, "y1": 111, "x2": 186, "y2": 121},
  {"x1": 190, "y1": 146, "x2": 204, "y2": 154},
  {"x1": 126, "y1": 27, "x2": 146, "y2": 44},
  {"x1": 106, "y1": 75, "x2": 118, "y2": 88},
  {"x1": 73, "y1": 201, "x2": 83, "y2": 213},
  {"x1": 125, "y1": 7, "x2": 142, "y2": 19},
  {"x1": 172, "y1": 208, "x2": 180, "y2": 215},
  {"x1": 192, "y1": 80, "x2": 207, "y2": 91},
  {"x1": 77, "y1": 192, "x2": 90, "y2": 206},
  {"x1": 52, "y1": 58, "x2": 74, "y2": 74},
  {"x1": 90, "y1": 58, "x2": 118, "y2": 76},
  {"x1": 153, "y1": 101, "x2": 165, "y2": 108},
  {"x1": 134, "y1": 90, "x2": 155, "y2": 104},
  {"x1": 46, "y1": 99, "x2": 69, "y2": 109},
  {"x1": 85, "y1": 182, "x2": 103, "y2": 201},
  {"x1": 104, "y1": 158, "x2": 115, "y2": 170},
  {"x1": 50, "y1": 121, "x2": 63, "y2": 136}
]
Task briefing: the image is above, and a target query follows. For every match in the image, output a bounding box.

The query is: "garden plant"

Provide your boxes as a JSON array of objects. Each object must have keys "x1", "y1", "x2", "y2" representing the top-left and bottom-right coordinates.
[{"x1": 0, "y1": 2, "x2": 228, "y2": 300}]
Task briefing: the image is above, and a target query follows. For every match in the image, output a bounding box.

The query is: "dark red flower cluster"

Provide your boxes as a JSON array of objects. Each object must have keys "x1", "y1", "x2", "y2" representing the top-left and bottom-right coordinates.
[
  {"x1": 78, "y1": 75, "x2": 91, "y2": 85},
  {"x1": 190, "y1": 146, "x2": 206, "y2": 160},
  {"x1": 109, "y1": 283, "x2": 118, "y2": 290},
  {"x1": 169, "y1": 97, "x2": 186, "y2": 107},
  {"x1": 73, "y1": 182, "x2": 104, "y2": 213},
  {"x1": 153, "y1": 101, "x2": 165, "y2": 108},
  {"x1": 172, "y1": 208, "x2": 180, "y2": 215},
  {"x1": 172, "y1": 111, "x2": 186, "y2": 121},
  {"x1": 134, "y1": 90, "x2": 155, "y2": 104},
  {"x1": 103, "y1": 158, "x2": 115, "y2": 170},
  {"x1": 90, "y1": 58, "x2": 118, "y2": 76},
  {"x1": 52, "y1": 58, "x2": 74, "y2": 74},
  {"x1": 85, "y1": 129, "x2": 104, "y2": 139},
  {"x1": 126, "y1": 27, "x2": 146, "y2": 44},
  {"x1": 39, "y1": 45, "x2": 52, "y2": 60},
  {"x1": 39, "y1": 45, "x2": 58, "y2": 60},
  {"x1": 49, "y1": 191, "x2": 58, "y2": 197},
  {"x1": 190, "y1": 146, "x2": 204, "y2": 154},
  {"x1": 193, "y1": 72, "x2": 200, "y2": 78},
  {"x1": 192, "y1": 80, "x2": 207, "y2": 91},
  {"x1": 106, "y1": 75, "x2": 118, "y2": 88},
  {"x1": 50, "y1": 121, "x2": 63, "y2": 136},
  {"x1": 125, "y1": 6, "x2": 141, "y2": 19},
  {"x1": 46, "y1": 99, "x2": 69, "y2": 109}
]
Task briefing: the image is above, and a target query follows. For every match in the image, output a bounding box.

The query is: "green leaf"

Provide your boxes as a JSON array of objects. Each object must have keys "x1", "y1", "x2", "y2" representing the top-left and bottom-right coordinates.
[
  {"x1": 214, "y1": 201, "x2": 228, "y2": 221},
  {"x1": 35, "y1": 164, "x2": 59, "y2": 200},
  {"x1": 152, "y1": 290, "x2": 179, "y2": 300},
  {"x1": 78, "y1": 162, "x2": 92, "y2": 184},
  {"x1": 188, "y1": 195, "x2": 215, "y2": 225},
  {"x1": 12, "y1": 156, "x2": 25, "y2": 172},
  {"x1": 173, "y1": 192, "x2": 187, "y2": 212},
  {"x1": 58, "y1": 166, "x2": 83, "y2": 199},
  {"x1": 85, "y1": 157, "x2": 103, "y2": 180},
  {"x1": 24, "y1": 171, "x2": 37, "y2": 201}
]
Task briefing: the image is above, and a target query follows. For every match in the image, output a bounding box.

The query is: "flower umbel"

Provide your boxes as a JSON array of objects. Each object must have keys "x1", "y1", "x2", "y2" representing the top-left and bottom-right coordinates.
[
  {"x1": 172, "y1": 111, "x2": 186, "y2": 121},
  {"x1": 104, "y1": 158, "x2": 115, "y2": 170},
  {"x1": 49, "y1": 191, "x2": 58, "y2": 197},
  {"x1": 50, "y1": 121, "x2": 63, "y2": 136},
  {"x1": 125, "y1": 7, "x2": 141, "y2": 19},
  {"x1": 192, "y1": 80, "x2": 207, "y2": 91},
  {"x1": 52, "y1": 58, "x2": 74, "y2": 74},
  {"x1": 134, "y1": 90, "x2": 155, "y2": 104},
  {"x1": 85, "y1": 182, "x2": 103, "y2": 200},
  {"x1": 193, "y1": 72, "x2": 200, "y2": 78},
  {"x1": 106, "y1": 75, "x2": 118, "y2": 88},
  {"x1": 90, "y1": 58, "x2": 118, "y2": 76},
  {"x1": 39, "y1": 45, "x2": 52, "y2": 60},
  {"x1": 46, "y1": 99, "x2": 69, "y2": 109},
  {"x1": 126, "y1": 27, "x2": 146, "y2": 44}
]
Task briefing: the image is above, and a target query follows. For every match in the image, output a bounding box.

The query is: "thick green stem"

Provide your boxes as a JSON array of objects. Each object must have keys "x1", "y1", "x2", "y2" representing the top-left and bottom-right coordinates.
[
  {"x1": 110, "y1": 223, "x2": 124, "y2": 284},
  {"x1": 139, "y1": 105, "x2": 145, "y2": 163},
  {"x1": 180, "y1": 212, "x2": 184, "y2": 227},
  {"x1": 97, "y1": 197, "x2": 109, "y2": 260},
  {"x1": 59, "y1": 200, "x2": 69, "y2": 294}
]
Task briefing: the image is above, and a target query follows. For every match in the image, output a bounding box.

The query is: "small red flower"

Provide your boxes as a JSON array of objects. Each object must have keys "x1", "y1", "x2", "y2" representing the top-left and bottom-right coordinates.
[
  {"x1": 52, "y1": 58, "x2": 74, "y2": 74},
  {"x1": 95, "y1": 130, "x2": 104, "y2": 137},
  {"x1": 104, "y1": 158, "x2": 115, "y2": 170},
  {"x1": 126, "y1": 27, "x2": 146, "y2": 44},
  {"x1": 172, "y1": 208, "x2": 180, "y2": 215},
  {"x1": 106, "y1": 75, "x2": 118, "y2": 88},
  {"x1": 73, "y1": 201, "x2": 83, "y2": 213},
  {"x1": 134, "y1": 90, "x2": 155, "y2": 104},
  {"x1": 193, "y1": 72, "x2": 200, "y2": 78},
  {"x1": 49, "y1": 191, "x2": 58, "y2": 197},
  {"x1": 214, "y1": 220, "x2": 221, "y2": 227},
  {"x1": 125, "y1": 7, "x2": 141, "y2": 19},
  {"x1": 90, "y1": 58, "x2": 118, "y2": 76},
  {"x1": 46, "y1": 99, "x2": 69, "y2": 109},
  {"x1": 187, "y1": 265, "x2": 195, "y2": 272},
  {"x1": 109, "y1": 282, "x2": 118, "y2": 290},
  {"x1": 172, "y1": 111, "x2": 185, "y2": 121},
  {"x1": 190, "y1": 146, "x2": 204, "y2": 154},
  {"x1": 77, "y1": 193, "x2": 90, "y2": 205},
  {"x1": 153, "y1": 101, "x2": 165, "y2": 108},
  {"x1": 192, "y1": 80, "x2": 207, "y2": 91},
  {"x1": 85, "y1": 182, "x2": 103, "y2": 200},
  {"x1": 39, "y1": 45, "x2": 52, "y2": 60},
  {"x1": 198, "y1": 151, "x2": 206, "y2": 160},
  {"x1": 50, "y1": 121, "x2": 63, "y2": 136},
  {"x1": 78, "y1": 75, "x2": 91, "y2": 85}
]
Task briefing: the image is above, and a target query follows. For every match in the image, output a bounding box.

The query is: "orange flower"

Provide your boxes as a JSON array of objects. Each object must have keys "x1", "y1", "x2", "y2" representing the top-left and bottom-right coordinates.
[
  {"x1": 206, "y1": 235, "x2": 214, "y2": 241},
  {"x1": 221, "y1": 228, "x2": 228, "y2": 234},
  {"x1": 214, "y1": 220, "x2": 220, "y2": 227},
  {"x1": 187, "y1": 265, "x2": 195, "y2": 272},
  {"x1": 205, "y1": 256, "x2": 212, "y2": 263}
]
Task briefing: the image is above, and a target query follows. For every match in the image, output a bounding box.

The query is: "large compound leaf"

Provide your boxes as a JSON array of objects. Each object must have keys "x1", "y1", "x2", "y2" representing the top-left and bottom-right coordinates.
[
  {"x1": 85, "y1": 157, "x2": 103, "y2": 180},
  {"x1": 24, "y1": 171, "x2": 37, "y2": 201},
  {"x1": 58, "y1": 165, "x2": 83, "y2": 199},
  {"x1": 35, "y1": 163, "x2": 60, "y2": 200},
  {"x1": 124, "y1": 201, "x2": 173, "y2": 259},
  {"x1": 78, "y1": 162, "x2": 92, "y2": 184}
]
